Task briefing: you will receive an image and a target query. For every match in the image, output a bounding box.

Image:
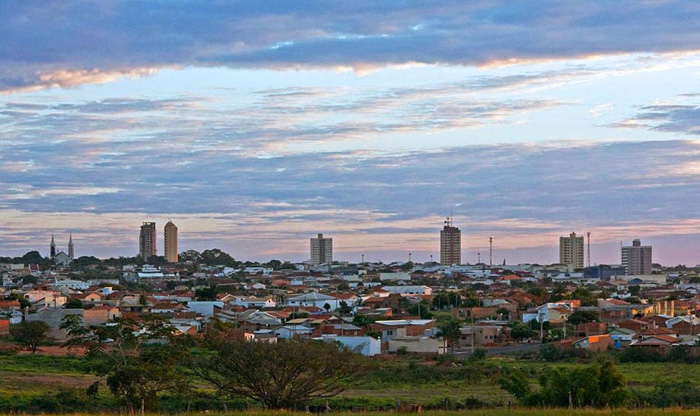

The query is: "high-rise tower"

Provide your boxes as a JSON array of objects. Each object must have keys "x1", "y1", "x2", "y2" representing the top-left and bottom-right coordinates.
[
  {"x1": 559, "y1": 231, "x2": 584, "y2": 270},
  {"x1": 621, "y1": 239, "x2": 652, "y2": 275},
  {"x1": 440, "y1": 217, "x2": 461, "y2": 266},
  {"x1": 139, "y1": 222, "x2": 157, "y2": 259},
  {"x1": 310, "y1": 234, "x2": 333, "y2": 264},
  {"x1": 164, "y1": 220, "x2": 178, "y2": 263}
]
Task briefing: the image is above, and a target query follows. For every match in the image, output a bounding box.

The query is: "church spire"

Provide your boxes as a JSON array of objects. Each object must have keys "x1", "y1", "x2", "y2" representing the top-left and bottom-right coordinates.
[
  {"x1": 50, "y1": 234, "x2": 56, "y2": 258},
  {"x1": 68, "y1": 233, "x2": 74, "y2": 260}
]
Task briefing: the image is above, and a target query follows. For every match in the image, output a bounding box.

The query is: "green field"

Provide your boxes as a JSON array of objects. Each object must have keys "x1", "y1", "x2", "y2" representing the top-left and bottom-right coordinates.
[
  {"x1": 0, "y1": 411, "x2": 697, "y2": 416},
  {"x1": 2, "y1": 352, "x2": 700, "y2": 412}
]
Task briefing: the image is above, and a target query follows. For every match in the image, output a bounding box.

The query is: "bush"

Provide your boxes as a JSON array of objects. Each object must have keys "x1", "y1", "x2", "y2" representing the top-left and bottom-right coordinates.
[
  {"x1": 540, "y1": 344, "x2": 592, "y2": 362},
  {"x1": 499, "y1": 361, "x2": 629, "y2": 408},
  {"x1": 636, "y1": 382, "x2": 700, "y2": 408},
  {"x1": 469, "y1": 347, "x2": 487, "y2": 362}
]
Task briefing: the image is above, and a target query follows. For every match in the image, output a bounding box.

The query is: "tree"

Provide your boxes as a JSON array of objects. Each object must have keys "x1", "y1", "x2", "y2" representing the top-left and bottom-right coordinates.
[
  {"x1": 509, "y1": 322, "x2": 536, "y2": 341},
  {"x1": 10, "y1": 321, "x2": 51, "y2": 353},
  {"x1": 64, "y1": 298, "x2": 84, "y2": 309},
  {"x1": 432, "y1": 293, "x2": 450, "y2": 310},
  {"x1": 338, "y1": 300, "x2": 352, "y2": 315},
  {"x1": 195, "y1": 335, "x2": 361, "y2": 409},
  {"x1": 499, "y1": 361, "x2": 629, "y2": 408},
  {"x1": 6, "y1": 293, "x2": 30, "y2": 309},
  {"x1": 496, "y1": 307, "x2": 510, "y2": 319},
  {"x1": 60, "y1": 314, "x2": 189, "y2": 412},
  {"x1": 323, "y1": 302, "x2": 331, "y2": 312},
  {"x1": 567, "y1": 310, "x2": 599, "y2": 325},
  {"x1": 438, "y1": 319, "x2": 462, "y2": 352},
  {"x1": 195, "y1": 286, "x2": 218, "y2": 301},
  {"x1": 408, "y1": 302, "x2": 432, "y2": 319}
]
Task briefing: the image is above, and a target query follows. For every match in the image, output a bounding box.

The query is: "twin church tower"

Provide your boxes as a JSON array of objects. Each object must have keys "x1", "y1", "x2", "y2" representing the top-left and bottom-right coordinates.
[{"x1": 50, "y1": 234, "x2": 74, "y2": 266}]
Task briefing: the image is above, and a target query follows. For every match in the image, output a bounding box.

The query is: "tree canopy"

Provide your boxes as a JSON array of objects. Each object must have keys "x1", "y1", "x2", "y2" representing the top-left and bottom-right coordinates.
[
  {"x1": 10, "y1": 321, "x2": 51, "y2": 353},
  {"x1": 195, "y1": 331, "x2": 362, "y2": 410},
  {"x1": 499, "y1": 361, "x2": 629, "y2": 408}
]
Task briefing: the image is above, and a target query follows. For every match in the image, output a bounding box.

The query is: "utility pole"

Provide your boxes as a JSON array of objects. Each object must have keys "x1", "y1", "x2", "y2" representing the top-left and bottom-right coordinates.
[
  {"x1": 539, "y1": 311, "x2": 545, "y2": 342},
  {"x1": 563, "y1": 316, "x2": 567, "y2": 339},
  {"x1": 471, "y1": 312, "x2": 475, "y2": 353}
]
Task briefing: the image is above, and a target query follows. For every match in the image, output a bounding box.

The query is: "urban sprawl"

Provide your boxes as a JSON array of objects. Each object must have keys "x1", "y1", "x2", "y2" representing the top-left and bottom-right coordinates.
[{"x1": 1, "y1": 217, "x2": 695, "y2": 356}]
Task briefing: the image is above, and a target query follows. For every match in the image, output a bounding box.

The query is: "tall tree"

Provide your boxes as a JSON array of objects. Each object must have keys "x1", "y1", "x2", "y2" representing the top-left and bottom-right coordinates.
[
  {"x1": 61, "y1": 314, "x2": 189, "y2": 412},
  {"x1": 195, "y1": 332, "x2": 361, "y2": 410},
  {"x1": 438, "y1": 319, "x2": 462, "y2": 352},
  {"x1": 10, "y1": 321, "x2": 50, "y2": 353}
]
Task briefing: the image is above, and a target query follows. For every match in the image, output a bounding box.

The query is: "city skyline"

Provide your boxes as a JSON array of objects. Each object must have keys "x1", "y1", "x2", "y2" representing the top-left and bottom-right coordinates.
[
  {"x1": 9, "y1": 223, "x2": 674, "y2": 269},
  {"x1": 1, "y1": 2, "x2": 699, "y2": 264}
]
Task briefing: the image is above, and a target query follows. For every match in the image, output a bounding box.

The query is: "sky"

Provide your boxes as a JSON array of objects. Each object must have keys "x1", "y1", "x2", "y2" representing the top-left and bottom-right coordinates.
[{"x1": 1, "y1": 1, "x2": 700, "y2": 265}]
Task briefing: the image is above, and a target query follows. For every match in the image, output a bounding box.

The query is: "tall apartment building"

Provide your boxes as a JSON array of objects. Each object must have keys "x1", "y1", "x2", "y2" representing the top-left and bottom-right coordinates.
[
  {"x1": 559, "y1": 231, "x2": 584, "y2": 270},
  {"x1": 139, "y1": 222, "x2": 157, "y2": 259},
  {"x1": 440, "y1": 218, "x2": 461, "y2": 266},
  {"x1": 164, "y1": 220, "x2": 178, "y2": 263},
  {"x1": 621, "y1": 239, "x2": 652, "y2": 275},
  {"x1": 310, "y1": 234, "x2": 333, "y2": 265}
]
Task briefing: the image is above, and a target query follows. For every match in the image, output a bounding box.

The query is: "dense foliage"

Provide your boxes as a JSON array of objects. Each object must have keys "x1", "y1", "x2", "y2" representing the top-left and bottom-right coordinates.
[
  {"x1": 194, "y1": 330, "x2": 362, "y2": 410},
  {"x1": 499, "y1": 361, "x2": 629, "y2": 408}
]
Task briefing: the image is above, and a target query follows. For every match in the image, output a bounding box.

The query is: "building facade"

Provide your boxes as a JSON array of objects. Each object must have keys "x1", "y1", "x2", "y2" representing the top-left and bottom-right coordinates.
[
  {"x1": 440, "y1": 218, "x2": 461, "y2": 266},
  {"x1": 164, "y1": 220, "x2": 178, "y2": 263},
  {"x1": 560, "y1": 231, "x2": 584, "y2": 270},
  {"x1": 50, "y1": 234, "x2": 74, "y2": 266},
  {"x1": 310, "y1": 234, "x2": 333, "y2": 264},
  {"x1": 621, "y1": 239, "x2": 652, "y2": 275},
  {"x1": 139, "y1": 222, "x2": 157, "y2": 259}
]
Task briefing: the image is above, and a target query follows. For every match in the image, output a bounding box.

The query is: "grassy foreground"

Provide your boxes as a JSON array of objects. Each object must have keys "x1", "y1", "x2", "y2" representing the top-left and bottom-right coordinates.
[
  {"x1": 1, "y1": 411, "x2": 697, "y2": 416},
  {"x1": 2, "y1": 352, "x2": 700, "y2": 412}
]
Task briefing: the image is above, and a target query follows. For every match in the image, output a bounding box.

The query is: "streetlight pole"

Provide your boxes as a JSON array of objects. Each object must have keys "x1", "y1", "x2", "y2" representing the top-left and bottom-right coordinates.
[{"x1": 539, "y1": 310, "x2": 545, "y2": 342}]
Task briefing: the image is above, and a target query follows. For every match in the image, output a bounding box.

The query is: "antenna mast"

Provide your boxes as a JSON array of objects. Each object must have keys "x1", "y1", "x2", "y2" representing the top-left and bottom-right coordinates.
[
  {"x1": 587, "y1": 232, "x2": 591, "y2": 268},
  {"x1": 489, "y1": 237, "x2": 493, "y2": 267}
]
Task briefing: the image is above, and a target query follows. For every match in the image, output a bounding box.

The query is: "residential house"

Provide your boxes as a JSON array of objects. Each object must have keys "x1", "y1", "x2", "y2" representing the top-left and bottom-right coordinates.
[
  {"x1": 381, "y1": 286, "x2": 432, "y2": 296},
  {"x1": 370, "y1": 319, "x2": 436, "y2": 342},
  {"x1": 83, "y1": 305, "x2": 121, "y2": 325},
  {"x1": 607, "y1": 327, "x2": 637, "y2": 347},
  {"x1": 285, "y1": 292, "x2": 340, "y2": 311},
  {"x1": 573, "y1": 334, "x2": 615, "y2": 352},
  {"x1": 457, "y1": 324, "x2": 504, "y2": 348},
  {"x1": 666, "y1": 315, "x2": 700, "y2": 335},
  {"x1": 316, "y1": 335, "x2": 381, "y2": 356}
]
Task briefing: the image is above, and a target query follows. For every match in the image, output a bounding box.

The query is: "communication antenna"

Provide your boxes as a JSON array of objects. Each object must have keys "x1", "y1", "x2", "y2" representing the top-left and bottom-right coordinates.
[
  {"x1": 408, "y1": 252, "x2": 412, "y2": 263},
  {"x1": 489, "y1": 237, "x2": 493, "y2": 267},
  {"x1": 587, "y1": 232, "x2": 591, "y2": 268}
]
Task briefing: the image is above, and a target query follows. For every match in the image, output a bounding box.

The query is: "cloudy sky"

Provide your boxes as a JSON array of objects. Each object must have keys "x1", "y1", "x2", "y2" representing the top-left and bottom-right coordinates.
[{"x1": 1, "y1": 1, "x2": 700, "y2": 265}]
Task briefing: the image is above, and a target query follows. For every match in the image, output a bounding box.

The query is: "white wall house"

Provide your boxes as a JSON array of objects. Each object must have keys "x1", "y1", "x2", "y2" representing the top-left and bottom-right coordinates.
[{"x1": 285, "y1": 292, "x2": 340, "y2": 311}]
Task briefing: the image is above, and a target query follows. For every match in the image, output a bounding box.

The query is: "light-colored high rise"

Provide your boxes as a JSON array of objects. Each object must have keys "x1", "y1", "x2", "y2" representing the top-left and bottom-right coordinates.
[
  {"x1": 164, "y1": 220, "x2": 178, "y2": 263},
  {"x1": 440, "y1": 217, "x2": 461, "y2": 266},
  {"x1": 139, "y1": 222, "x2": 157, "y2": 259},
  {"x1": 310, "y1": 234, "x2": 333, "y2": 264},
  {"x1": 560, "y1": 231, "x2": 584, "y2": 270},
  {"x1": 622, "y1": 239, "x2": 652, "y2": 275}
]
